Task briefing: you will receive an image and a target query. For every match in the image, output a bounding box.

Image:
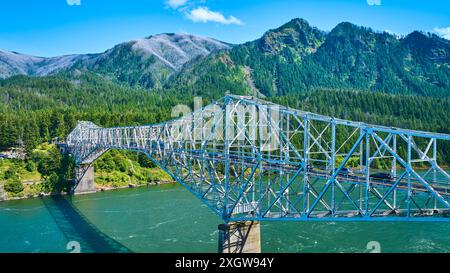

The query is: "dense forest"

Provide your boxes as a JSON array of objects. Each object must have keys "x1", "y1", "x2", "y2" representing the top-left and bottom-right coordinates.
[
  {"x1": 0, "y1": 74, "x2": 449, "y2": 198},
  {"x1": 1, "y1": 75, "x2": 448, "y2": 157}
]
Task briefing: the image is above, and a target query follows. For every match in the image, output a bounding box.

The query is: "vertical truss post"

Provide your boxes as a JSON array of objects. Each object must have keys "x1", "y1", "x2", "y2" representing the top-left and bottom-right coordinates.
[
  {"x1": 330, "y1": 120, "x2": 336, "y2": 215},
  {"x1": 200, "y1": 103, "x2": 205, "y2": 196},
  {"x1": 267, "y1": 105, "x2": 272, "y2": 211},
  {"x1": 359, "y1": 128, "x2": 364, "y2": 209},
  {"x1": 433, "y1": 138, "x2": 437, "y2": 210},
  {"x1": 302, "y1": 117, "x2": 310, "y2": 217},
  {"x1": 392, "y1": 134, "x2": 397, "y2": 176},
  {"x1": 257, "y1": 104, "x2": 263, "y2": 217},
  {"x1": 359, "y1": 128, "x2": 364, "y2": 173},
  {"x1": 279, "y1": 111, "x2": 284, "y2": 214},
  {"x1": 285, "y1": 113, "x2": 290, "y2": 211},
  {"x1": 407, "y1": 135, "x2": 412, "y2": 217},
  {"x1": 392, "y1": 134, "x2": 397, "y2": 209},
  {"x1": 223, "y1": 98, "x2": 231, "y2": 221},
  {"x1": 364, "y1": 129, "x2": 370, "y2": 216}
]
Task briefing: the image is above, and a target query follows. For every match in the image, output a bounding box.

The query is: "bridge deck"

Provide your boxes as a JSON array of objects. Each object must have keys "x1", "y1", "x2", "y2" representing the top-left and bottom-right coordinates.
[{"x1": 172, "y1": 149, "x2": 450, "y2": 197}]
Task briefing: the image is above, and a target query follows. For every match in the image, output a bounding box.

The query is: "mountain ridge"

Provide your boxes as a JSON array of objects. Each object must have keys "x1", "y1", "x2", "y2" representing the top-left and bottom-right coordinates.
[
  {"x1": 1, "y1": 18, "x2": 449, "y2": 96},
  {"x1": 0, "y1": 33, "x2": 231, "y2": 88},
  {"x1": 170, "y1": 18, "x2": 450, "y2": 97}
]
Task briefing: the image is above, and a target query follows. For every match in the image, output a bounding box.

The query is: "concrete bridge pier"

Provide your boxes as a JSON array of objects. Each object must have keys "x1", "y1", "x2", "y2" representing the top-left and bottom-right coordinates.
[
  {"x1": 73, "y1": 164, "x2": 96, "y2": 194},
  {"x1": 0, "y1": 184, "x2": 7, "y2": 201},
  {"x1": 218, "y1": 221, "x2": 261, "y2": 253}
]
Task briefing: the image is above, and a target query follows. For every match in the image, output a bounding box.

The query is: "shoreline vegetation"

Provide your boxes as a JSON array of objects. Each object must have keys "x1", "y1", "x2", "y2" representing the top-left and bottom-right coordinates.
[
  {"x1": 0, "y1": 179, "x2": 176, "y2": 202},
  {"x1": 0, "y1": 143, "x2": 175, "y2": 202},
  {"x1": 0, "y1": 180, "x2": 177, "y2": 203}
]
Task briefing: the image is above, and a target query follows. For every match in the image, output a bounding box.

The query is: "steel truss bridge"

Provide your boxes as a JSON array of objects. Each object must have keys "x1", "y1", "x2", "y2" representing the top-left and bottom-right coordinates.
[{"x1": 65, "y1": 95, "x2": 450, "y2": 222}]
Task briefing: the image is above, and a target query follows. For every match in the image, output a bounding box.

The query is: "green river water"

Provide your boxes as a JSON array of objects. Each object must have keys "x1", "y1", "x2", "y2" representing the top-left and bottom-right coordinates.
[{"x1": 0, "y1": 183, "x2": 449, "y2": 253}]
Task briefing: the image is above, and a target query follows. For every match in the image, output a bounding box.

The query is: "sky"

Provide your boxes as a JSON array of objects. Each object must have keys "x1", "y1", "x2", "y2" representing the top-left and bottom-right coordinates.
[{"x1": 0, "y1": 0, "x2": 449, "y2": 57}]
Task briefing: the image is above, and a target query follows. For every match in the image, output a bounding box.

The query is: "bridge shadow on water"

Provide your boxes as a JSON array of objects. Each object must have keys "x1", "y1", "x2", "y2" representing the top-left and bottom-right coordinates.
[{"x1": 41, "y1": 195, "x2": 132, "y2": 253}]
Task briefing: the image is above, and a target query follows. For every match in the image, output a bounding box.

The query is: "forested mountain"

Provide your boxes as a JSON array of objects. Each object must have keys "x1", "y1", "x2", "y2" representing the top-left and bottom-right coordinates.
[
  {"x1": 2, "y1": 18, "x2": 449, "y2": 96},
  {"x1": 171, "y1": 18, "x2": 450, "y2": 97},
  {"x1": 0, "y1": 34, "x2": 230, "y2": 89},
  {"x1": 70, "y1": 33, "x2": 231, "y2": 89}
]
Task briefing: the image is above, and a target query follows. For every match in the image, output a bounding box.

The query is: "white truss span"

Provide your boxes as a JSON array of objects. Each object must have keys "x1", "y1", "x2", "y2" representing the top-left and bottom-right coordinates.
[{"x1": 65, "y1": 95, "x2": 450, "y2": 222}]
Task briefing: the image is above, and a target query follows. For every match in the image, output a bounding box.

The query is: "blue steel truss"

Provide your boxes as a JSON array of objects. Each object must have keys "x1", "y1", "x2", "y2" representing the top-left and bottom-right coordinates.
[{"x1": 64, "y1": 95, "x2": 450, "y2": 222}]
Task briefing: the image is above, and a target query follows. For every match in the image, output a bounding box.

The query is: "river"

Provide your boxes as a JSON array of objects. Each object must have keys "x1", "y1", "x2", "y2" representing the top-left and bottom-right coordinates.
[{"x1": 0, "y1": 183, "x2": 449, "y2": 253}]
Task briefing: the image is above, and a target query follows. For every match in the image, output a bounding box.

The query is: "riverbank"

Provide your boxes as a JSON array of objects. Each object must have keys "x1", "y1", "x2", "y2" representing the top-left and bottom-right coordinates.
[
  {"x1": 0, "y1": 144, "x2": 176, "y2": 202},
  {"x1": 0, "y1": 179, "x2": 177, "y2": 202},
  {"x1": 97, "y1": 179, "x2": 176, "y2": 192}
]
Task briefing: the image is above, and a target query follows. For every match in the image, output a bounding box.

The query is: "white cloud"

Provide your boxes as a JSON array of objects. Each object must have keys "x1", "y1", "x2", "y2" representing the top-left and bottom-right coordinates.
[
  {"x1": 367, "y1": 0, "x2": 381, "y2": 6},
  {"x1": 166, "y1": 0, "x2": 189, "y2": 9},
  {"x1": 67, "y1": 0, "x2": 81, "y2": 6},
  {"x1": 433, "y1": 27, "x2": 450, "y2": 40},
  {"x1": 186, "y1": 7, "x2": 242, "y2": 25}
]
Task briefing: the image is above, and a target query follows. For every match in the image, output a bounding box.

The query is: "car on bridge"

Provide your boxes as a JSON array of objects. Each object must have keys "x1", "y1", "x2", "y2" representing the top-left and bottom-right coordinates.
[
  {"x1": 370, "y1": 172, "x2": 396, "y2": 181},
  {"x1": 327, "y1": 167, "x2": 353, "y2": 176},
  {"x1": 338, "y1": 167, "x2": 353, "y2": 175}
]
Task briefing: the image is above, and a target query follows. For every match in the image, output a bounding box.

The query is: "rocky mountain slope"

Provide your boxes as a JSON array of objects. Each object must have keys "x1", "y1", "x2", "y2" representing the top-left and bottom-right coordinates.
[
  {"x1": 0, "y1": 49, "x2": 90, "y2": 79},
  {"x1": 0, "y1": 33, "x2": 231, "y2": 89}
]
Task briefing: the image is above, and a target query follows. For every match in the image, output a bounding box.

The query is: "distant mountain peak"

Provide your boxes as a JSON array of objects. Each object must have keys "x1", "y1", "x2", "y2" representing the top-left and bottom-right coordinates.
[
  {"x1": 405, "y1": 30, "x2": 429, "y2": 39},
  {"x1": 334, "y1": 21, "x2": 357, "y2": 29},
  {"x1": 65, "y1": 32, "x2": 232, "y2": 88},
  {"x1": 258, "y1": 18, "x2": 325, "y2": 55},
  {"x1": 403, "y1": 30, "x2": 450, "y2": 46},
  {"x1": 279, "y1": 18, "x2": 312, "y2": 30},
  {"x1": 402, "y1": 30, "x2": 450, "y2": 63},
  {"x1": 145, "y1": 33, "x2": 177, "y2": 39},
  {"x1": 329, "y1": 21, "x2": 374, "y2": 37},
  {"x1": 129, "y1": 33, "x2": 230, "y2": 70},
  {"x1": 265, "y1": 18, "x2": 319, "y2": 36}
]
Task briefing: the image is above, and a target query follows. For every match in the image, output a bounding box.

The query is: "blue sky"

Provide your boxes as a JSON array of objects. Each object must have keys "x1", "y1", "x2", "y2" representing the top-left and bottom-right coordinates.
[{"x1": 0, "y1": 0, "x2": 449, "y2": 57}]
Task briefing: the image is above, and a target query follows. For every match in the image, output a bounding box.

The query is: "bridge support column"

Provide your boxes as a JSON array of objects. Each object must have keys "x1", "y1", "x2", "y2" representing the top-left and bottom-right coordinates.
[
  {"x1": 73, "y1": 164, "x2": 96, "y2": 195},
  {"x1": 0, "y1": 184, "x2": 7, "y2": 201},
  {"x1": 218, "y1": 221, "x2": 261, "y2": 253}
]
